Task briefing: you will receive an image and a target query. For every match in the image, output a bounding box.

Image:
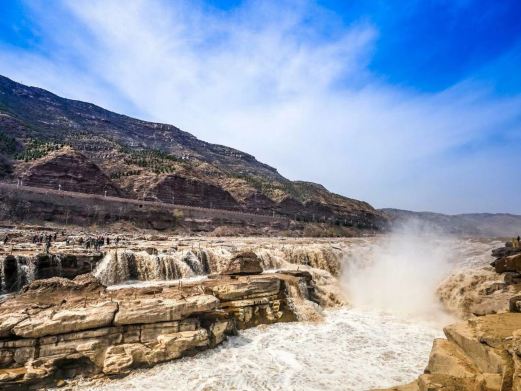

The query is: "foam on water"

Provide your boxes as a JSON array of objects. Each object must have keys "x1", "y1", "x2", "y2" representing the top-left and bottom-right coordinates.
[
  {"x1": 72, "y1": 236, "x2": 499, "y2": 390},
  {"x1": 77, "y1": 308, "x2": 442, "y2": 391}
]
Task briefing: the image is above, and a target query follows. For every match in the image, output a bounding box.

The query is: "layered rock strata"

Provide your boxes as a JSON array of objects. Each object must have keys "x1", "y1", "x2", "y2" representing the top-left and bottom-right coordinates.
[
  {"x1": 0, "y1": 270, "x2": 317, "y2": 389},
  {"x1": 375, "y1": 313, "x2": 521, "y2": 391}
]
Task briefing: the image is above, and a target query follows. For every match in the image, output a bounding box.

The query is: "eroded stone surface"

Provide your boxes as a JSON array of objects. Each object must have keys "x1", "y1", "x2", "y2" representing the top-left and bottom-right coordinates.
[
  {"x1": 0, "y1": 270, "x2": 317, "y2": 389},
  {"x1": 114, "y1": 295, "x2": 219, "y2": 325},
  {"x1": 13, "y1": 301, "x2": 119, "y2": 338}
]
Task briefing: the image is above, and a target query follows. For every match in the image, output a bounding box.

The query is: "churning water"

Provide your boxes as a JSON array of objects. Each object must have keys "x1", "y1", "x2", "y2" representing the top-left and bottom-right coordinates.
[
  {"x1": 75, "y1": 234, "x2": 500, "y2": 391},
  {"x1": 78, "y1": 308, "x2": 441, "y2": 391}
]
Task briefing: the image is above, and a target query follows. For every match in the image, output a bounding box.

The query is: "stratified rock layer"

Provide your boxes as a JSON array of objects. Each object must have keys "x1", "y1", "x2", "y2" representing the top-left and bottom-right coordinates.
[
  {"x1": 19, "y1": 148, "x2": 124, "y2": 197},
  {"x1": 374, "y1": 313, "x2": 521, "y2": 391},
  {"x1": 0, "y1": 271, "x2": 316, "y2": 389}
]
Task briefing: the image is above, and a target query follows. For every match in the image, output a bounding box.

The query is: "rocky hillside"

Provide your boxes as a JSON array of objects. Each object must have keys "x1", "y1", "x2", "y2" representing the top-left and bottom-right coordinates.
[
  {"x1": 0, "y1": 75, "x2": 385, "y2": 230},
  {"x1": 381, "y1": 208, "x2": 521, "y2": 237}
]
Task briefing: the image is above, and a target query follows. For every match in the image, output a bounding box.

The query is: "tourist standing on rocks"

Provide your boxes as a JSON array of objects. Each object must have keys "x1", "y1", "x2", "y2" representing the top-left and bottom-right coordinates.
[
  {"x1": 3, "y1": 234, "x2": 8, "y2": 245},
  {"x1": 45, "y1": 237, "x2": 51, "y2": 253},
  {"x1": 514, "y1": 236, "x2": 521, "y2": 249}
]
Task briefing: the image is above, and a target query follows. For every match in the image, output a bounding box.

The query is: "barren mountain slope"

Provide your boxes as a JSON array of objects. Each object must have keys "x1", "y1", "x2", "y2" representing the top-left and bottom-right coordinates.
[{"x1": 0, "y1": 75, "x2": 386, "y2": 229}]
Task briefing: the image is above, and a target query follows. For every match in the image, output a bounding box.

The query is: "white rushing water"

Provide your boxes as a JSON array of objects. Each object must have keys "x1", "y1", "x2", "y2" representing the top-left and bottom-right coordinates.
[
  {"x1": 78, "y1": 308, "x2": 441, "y2": 391},
  {"x1": 73, "y1": 234, "x2": 499, "y2": 391}
]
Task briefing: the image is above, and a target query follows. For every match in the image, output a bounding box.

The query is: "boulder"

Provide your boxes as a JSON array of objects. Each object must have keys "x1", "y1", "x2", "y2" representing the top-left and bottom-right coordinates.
[
  {"x1": 491, "y1": 246, "x2": 521, "y2": 259},
  {"x1": 222, "y1": 252, "x2": 263, "y2": 275},
  {"x1": 509, "y1": 296, "x2": 521, "y2": 313},
  {"x1": 492, "y1": 253, "x2": 521, "y2": 274}
]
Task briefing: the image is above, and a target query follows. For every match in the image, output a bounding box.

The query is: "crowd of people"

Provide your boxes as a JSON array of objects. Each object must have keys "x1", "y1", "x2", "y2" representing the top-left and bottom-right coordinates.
[
  {"x1": 74, "y1": 235, "x2": 120, "y2": 251},
  {"x1": 28, "y1": 232, "x2": 122, "y2": 253},
  {"x1": 32, "y1": 233, "x2": 58, "y2": 253}
]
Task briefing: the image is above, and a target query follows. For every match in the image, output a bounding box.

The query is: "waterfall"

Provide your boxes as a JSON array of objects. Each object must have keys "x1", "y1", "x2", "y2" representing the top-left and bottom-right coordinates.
[
  {"x1": 93, "y1": 249, "x2": 216, "y2": 286},
  {"x1": 93, "y1": 251, "x2": 131, "y2": 286},
  {"x1": 1, "y1": 255, "x2": 38, "y2": 294}
]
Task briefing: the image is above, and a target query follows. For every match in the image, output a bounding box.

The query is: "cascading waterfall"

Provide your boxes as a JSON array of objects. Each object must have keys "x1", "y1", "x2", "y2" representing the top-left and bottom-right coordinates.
[
  {"x1": 91, "y1": 244, "x2": 349, "y2": 306},
  {"x1": 0, "y1": 254, "x2": 55, "y2": 294},
  {"x1": 94, "y1": 249, "x2": 215, "y2": 286}
]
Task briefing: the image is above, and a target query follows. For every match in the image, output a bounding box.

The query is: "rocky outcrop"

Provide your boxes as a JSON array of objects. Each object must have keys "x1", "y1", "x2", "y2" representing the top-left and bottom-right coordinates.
[
  {"x1": 375, "y1": 313, "x2": 521, "y2": 391},
  {"x1": 222, "y1": 252, "x2": 263, "y2": 275},
  {"x1": 0, "y1": 270, "x2": 317, "y2": 389},
  {"x1": 19, "y1": 148, "x2": 123, "y2": 197},
  {"x1": 436, "y1": 243, "x2": 521, "y2": 319},
  {"x1": 492, "y1": 253, "x2": 521, "y2": 274}
]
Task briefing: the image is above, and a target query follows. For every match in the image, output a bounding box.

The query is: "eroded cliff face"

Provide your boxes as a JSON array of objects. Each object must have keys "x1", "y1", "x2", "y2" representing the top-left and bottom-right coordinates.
[
  {"x1": 0, "y1": 267, "x2": 319, "y2": 389},
  {"x1": 17, "y1": 148, "x2": 124, "y2": 197},
  {"x1": 149, "y1": 174, "x2": 240, "y2": 210}
]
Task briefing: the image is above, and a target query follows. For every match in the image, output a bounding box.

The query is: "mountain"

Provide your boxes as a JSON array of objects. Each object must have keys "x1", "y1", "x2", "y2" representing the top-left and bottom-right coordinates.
[
  {"x1": 381, "y1": 208, "x2": 521, "y2": 237},
  {"x1": 0, "y1": 75, "x2": 386, "y2": 230}
]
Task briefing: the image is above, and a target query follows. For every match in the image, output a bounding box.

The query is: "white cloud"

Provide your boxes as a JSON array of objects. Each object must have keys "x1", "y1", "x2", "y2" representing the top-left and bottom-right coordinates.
[{"x1": 1, "y1": 0, "x2": 520, "y2": 213}]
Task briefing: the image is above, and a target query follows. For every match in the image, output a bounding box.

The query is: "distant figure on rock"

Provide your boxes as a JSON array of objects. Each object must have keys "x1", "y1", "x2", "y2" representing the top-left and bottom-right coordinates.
[
  {"x1": 3, "y1": 235, "x2": 8, "y2": 245},
  {"x1": 514, "y1": 236, "x2": 521, "y2": 249}
]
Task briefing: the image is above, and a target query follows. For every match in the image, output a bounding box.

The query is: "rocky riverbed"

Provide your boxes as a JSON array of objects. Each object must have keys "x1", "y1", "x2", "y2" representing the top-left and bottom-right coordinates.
[
  {"x1": 0, "y1": 259, "x2": 321, "y2": 389},
  {"x1": 0, "y1": 229, "x2": 512, "y2": 390}
]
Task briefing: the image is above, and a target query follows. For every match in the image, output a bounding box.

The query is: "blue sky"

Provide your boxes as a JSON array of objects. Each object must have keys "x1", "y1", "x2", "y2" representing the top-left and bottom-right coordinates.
[{"x1": 0, "y1": 0, "x2": 520, "y2": 214}]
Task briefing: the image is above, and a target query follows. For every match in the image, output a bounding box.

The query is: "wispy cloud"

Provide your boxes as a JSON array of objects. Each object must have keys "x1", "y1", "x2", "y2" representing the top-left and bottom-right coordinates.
[{"x1": 0, "y1": 0, "x2": 520, "y2": 213}]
